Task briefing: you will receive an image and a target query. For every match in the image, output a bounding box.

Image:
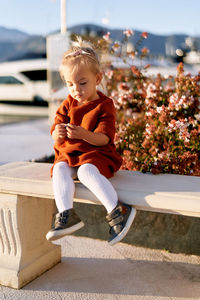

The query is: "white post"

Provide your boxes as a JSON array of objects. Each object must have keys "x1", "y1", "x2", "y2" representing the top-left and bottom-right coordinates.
[{"x1": 61, "y1": 0, "x2": 67, "y2": 34}]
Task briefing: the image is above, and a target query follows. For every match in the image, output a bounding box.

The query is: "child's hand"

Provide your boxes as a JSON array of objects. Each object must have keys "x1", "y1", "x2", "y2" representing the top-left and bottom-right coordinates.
[
  {"x1": 66, "y1": 124, "x2": 86, "y2": 140},
  {"x1": 52, "y1": 123, "x2": 68, "y2": 143},
  {"x1": 66, "y1": 124, "x2": 109, "y2": 146}
]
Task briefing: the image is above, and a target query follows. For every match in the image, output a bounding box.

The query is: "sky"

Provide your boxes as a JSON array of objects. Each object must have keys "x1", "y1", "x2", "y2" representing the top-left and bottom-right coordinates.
[{"x1": 0, "y1": 0, "x2": 200, "y2": 37}]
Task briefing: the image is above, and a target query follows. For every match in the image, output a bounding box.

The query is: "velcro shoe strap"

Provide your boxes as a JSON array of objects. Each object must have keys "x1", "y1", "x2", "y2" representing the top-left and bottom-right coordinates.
[
  {"x1": 109, "y1": 215, "x2": 124, "y2": 227},
  {"x1": 106, "y1": 206, "x2": 122, "y2": 221}
]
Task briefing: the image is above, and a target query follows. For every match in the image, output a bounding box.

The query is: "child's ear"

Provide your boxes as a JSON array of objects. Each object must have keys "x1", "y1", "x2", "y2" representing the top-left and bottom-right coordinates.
[{"x1": 96, "y1": 72, "x2": 102, "y2": 85}]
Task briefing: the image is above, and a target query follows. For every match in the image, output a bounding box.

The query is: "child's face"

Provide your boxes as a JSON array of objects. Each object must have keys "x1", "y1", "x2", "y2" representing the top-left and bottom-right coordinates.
[{"x1": 62, "y1": 63, "x2": 102, "y2": 104}]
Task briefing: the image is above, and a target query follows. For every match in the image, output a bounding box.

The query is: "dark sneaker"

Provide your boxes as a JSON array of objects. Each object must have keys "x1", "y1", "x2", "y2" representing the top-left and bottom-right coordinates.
[
  {"x1": 106, "y1": 201, "x2": 136, "y2": 246},
  {"x1": 46, "y1": 208, "x2": 84, "y2": 241}
]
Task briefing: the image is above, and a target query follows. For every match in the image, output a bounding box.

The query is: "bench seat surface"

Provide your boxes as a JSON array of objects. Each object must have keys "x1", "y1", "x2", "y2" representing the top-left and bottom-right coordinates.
[{"x1": 0, "y1": 162, "x2": 199, "y2": 217}]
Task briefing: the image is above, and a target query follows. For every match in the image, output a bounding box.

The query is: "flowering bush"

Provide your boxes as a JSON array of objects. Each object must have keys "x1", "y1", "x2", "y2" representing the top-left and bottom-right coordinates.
[{"x1": 100, "y1": 32, "x2": 200, "y2": 176}]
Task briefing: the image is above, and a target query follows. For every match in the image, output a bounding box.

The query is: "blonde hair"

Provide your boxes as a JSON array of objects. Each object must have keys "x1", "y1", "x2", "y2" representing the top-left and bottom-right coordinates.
[{"x1": 60, "y1": 37, "x2": 101, "y2": 81}]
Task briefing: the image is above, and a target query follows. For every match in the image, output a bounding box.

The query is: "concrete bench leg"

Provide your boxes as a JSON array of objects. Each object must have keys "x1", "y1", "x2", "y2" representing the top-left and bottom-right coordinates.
[{"x1": 0, "y1": 193, "x2": 61, "y2": 289}]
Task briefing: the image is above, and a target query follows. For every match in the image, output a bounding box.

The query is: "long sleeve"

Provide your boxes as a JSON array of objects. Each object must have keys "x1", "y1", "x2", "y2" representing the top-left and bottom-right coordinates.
[
  {"x1": 50, "y1": 97, "x2": 71, "y2": 135},
  {"x1": 94, "y1": 99, "x2": 116, "y2": 142}
]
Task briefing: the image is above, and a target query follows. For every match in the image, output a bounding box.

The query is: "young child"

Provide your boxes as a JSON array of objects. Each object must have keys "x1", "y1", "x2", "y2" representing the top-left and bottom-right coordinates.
[{"x1": 46, "y1": 38, "x2": 136, "y2": 246}]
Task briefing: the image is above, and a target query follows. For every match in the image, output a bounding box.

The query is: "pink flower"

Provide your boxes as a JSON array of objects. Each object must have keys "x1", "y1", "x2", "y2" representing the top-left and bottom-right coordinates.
[
  {"x1": 131, "y1": 65, "x2": 141, "y2": 76},
  {"x1": 103, "y1": 32, "x2": 111, "y2": 41},
  {"x1": 105, "y1": 69, "x2": 114, "y2": 79},
  {"x1": 145, "y1": 124, "x2": 156, "y2": 135},
  {"x1": 179, "y1": 128, "x2": 190, "y2": 143},
  {"x1": 141, "y1": 47, "x2": 149, "y2": 55},
  {"x1": 112, "y1": 41, "x2": 121, "y2": 52},
  {"x1": 146, "y1": 83, "x2": 157, "y2": 99},
  {"x1": 156, "y1": 106, "x2": 163, "y2": 113},
  {"x1": 141, "y1": 32, "x2": 148, "y2": 39},
  {"x1": 118, "y1": 83, "x2": 130, "y2": 91},
  {"x1": 169, "y1": 93, "x2": 178, "y2": 104},
  {"x1": 177, "y1": 62, "x2": 184, "y2": 74},
  {"x1": 168, "y1": 119, "x2": 189, "y2": 134},
  {"x1": 123, "y1": 29, "x2": 134, "y2": 37},
  {"x1": 142, "y1": 138, "x2": 150, "y2": 148},
  {"x1": 127, "y1": 51, "x2": 136, "y2": 59},
  {"x1": 169, "y1": 93, "x2": 194, "y2": 111},
  {"x1": 144, "y1": 63, "x2": 151, "y2": 69}
]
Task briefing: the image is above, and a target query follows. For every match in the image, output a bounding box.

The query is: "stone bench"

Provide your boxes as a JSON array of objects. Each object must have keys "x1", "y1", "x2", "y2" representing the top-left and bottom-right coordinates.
[{"x1": 0, "y1": 161, "x2": 199, "y2": 289}]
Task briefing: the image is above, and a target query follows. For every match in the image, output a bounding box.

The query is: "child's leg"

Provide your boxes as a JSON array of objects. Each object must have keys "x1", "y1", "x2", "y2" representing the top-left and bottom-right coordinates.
[
  {"x1": 77, "y1": 163, "x2": 118, "y2": 213},
  {"x1": 52, "y1": 161, "x2": 76, "y2": 212},
  {"x1": 77, "y1": 163, "x2": 136, "y2": 246},
  {"x1": 46, "y1": 161, "x2": 84, "y2": 241}
]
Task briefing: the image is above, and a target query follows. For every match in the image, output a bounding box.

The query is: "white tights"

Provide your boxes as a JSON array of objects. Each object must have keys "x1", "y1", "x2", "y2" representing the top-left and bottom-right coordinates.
[{"x1": 52, "y1": 161, "x2": 118, "y2": 213}]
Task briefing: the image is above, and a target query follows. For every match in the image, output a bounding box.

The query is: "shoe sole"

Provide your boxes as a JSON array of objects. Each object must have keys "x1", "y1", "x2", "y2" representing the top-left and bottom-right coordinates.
[
  {"x1": 46, "y1": 221, "x2": 84, "y2": 241},
  {"x1": 108, "y1": 207, "x2": 136, "y2": 246}
]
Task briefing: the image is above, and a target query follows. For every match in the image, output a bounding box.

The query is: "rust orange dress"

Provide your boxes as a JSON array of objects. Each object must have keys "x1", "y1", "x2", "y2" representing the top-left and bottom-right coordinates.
[{"x1": 50, "y1": 91, "x2": 122, "y2": 178}]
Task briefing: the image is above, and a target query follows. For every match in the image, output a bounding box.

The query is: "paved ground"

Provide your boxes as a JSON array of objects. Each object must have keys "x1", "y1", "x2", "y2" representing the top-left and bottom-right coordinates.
[
  {"x1": 0, "y1": 117, "x2": 53, "y2": 164},
  {"x1": 0, "y1": 236, "x2": 199, "y2": 300}
]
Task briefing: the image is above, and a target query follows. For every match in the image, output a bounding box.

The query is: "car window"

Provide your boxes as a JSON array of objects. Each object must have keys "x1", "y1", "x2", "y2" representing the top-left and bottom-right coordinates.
[
  {"x1": 21, "y1": 70, "x2": 47, "y2": 81},
  {"x1": 0, "y1": 76, "x2": 23, "y2": 84}
]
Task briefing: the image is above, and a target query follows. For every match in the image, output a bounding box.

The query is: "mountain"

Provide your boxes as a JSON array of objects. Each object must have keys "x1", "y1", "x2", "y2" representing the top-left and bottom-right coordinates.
[
  {"x1": 0, "y1": 26, "x2": 46, "y2": 61},
  {"x1": 0, "y1": 26, "x2": 29, "y2": 42},
  {"x1": 0, "y1": 24, "x2": 199, "y2": 62}
]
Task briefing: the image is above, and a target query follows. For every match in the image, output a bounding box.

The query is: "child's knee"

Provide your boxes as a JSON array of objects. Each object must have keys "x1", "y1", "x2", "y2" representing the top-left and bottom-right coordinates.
[
  {"x1": 77, "y1": 163, "x2": 99, "y2": 181},
  {"x1": 53, "y1": 161, "x2": 69, "y2": 176}
]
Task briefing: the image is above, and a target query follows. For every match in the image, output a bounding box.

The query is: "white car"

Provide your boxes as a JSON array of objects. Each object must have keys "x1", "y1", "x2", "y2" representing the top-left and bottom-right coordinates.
[{"x1": 0, "y1": 59, "x2": 50, "y2": 102}]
